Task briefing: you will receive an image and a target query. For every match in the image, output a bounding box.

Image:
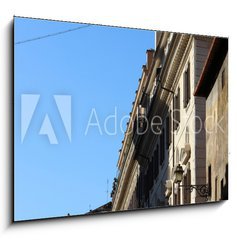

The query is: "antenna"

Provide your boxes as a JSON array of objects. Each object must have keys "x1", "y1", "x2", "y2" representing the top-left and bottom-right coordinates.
[{"x1": 106, "y1": 178, "x2": 109, "y2": 202}]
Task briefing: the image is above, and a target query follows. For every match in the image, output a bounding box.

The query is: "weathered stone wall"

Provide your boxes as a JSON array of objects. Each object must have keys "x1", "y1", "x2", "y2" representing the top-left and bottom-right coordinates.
[{"x1": 206, "y1": 55, "x2": 228, "y2": 201}]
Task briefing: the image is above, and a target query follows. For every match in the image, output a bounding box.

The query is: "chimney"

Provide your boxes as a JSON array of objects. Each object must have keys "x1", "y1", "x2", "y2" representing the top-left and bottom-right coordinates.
[{"x1": 146, "y1": 49, "x2": 154, "y2": 71}]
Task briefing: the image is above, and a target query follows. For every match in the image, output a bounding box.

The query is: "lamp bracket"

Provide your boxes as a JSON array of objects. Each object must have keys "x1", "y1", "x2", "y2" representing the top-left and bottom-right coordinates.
[{"x1": 179, "y1": 184, "x2": 209, "y2": 201}]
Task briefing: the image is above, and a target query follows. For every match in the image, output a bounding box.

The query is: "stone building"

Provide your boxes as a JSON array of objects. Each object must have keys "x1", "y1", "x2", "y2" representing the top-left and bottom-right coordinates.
[
  {"x1": 194, "y1": 37, "x2": 228, "y2": 201},
  {"x1": 111, "y1": 31, "x2": 228, "y2": 211}
]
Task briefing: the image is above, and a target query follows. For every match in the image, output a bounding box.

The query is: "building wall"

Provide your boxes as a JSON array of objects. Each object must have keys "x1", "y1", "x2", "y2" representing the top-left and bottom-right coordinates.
[
  {"x1": 206, "y1": 55, "x2": 228, "y2": 201},
  {"x1": 160, "y1": 36, "x2": 212, "y2": 206},
  {"x1": 112, "y1": 33, "x2": 219, "y2": 211},
  {"x1": 141, "y1": 37, "x2": 212, "y2": 207},
  {"x1": 193, "y1": 37, "x2": 213, "y2": 202}
]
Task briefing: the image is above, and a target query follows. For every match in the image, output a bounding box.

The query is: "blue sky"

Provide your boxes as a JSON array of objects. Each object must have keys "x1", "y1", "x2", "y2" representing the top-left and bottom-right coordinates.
[{"x1": 14, "y1": 17, "x2": 154, "y2": 221}]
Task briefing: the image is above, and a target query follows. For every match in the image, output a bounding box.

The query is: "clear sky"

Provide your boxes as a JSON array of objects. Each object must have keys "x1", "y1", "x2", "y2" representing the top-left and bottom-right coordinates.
[{"x1": 14, "y1": 17, "x2": 155, "y2": 221}]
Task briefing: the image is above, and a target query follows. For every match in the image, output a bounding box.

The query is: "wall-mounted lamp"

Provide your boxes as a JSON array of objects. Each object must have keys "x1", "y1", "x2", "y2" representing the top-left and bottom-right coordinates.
[
  {"x1": 174, "y1": 164, "x2": 209, "y2": 201},
  {"x1": 174, "y1": 164, "x2": 184, "y2": 183}
]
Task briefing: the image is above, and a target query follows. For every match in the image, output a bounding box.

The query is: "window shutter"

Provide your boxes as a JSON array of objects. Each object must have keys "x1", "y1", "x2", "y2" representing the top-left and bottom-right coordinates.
[
  {"x1": 165, "y1": 115, "x2": 169, "y2": 149},
  {"x1": 187, "y1": 63, "x2": 191, "y2": 103},
  {"x1": 169, "y1": 111, "x2": 172, "y2": 145},
  {"x1": 174, "y1": 95, "x2": 178, "y2": 130},
  {"x1": 183, "y1": 71, "x2": 187, "y2": 108},
  {"x1": 177, "y1": 88, "x2": 180, "y2": 123},
  {"x1": 174, "y1": 88, "x2": 180, "y2": 128}
]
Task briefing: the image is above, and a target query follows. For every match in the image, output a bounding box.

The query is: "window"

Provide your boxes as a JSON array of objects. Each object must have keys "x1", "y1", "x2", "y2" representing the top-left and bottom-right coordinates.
[
  {"x1": 215, "y1": 177, "x2": 218, "y2": 201},
  {"x1": 174, "y1": 88, "x2": 180, "y2": 130},
  {"x1": 221, "y1": 164, "x2": 228, "y2": 200},
  {"x1": 165, "y1": 114, "x2": 171, "y2": 149},
  {"x1": 183, "y1": 167, "x2": 191, "y2": 204},
  {"x1": 183, "y1": 63, "x2": 191, "y2": 108},
  {"x1": 154, "y1": 145, "x2": 159, "y2": 178},
  {"x1": 221, "y1": 69, "x2": 225, "y2": 89},
  {"x1": 208, "y1": 165, "x2": 212, "y2": 197},
  {"x1": 221, "y1": 179, "x2": 224, "y2": 200},
  {"x1": 160, "y1": 131, "x2": 165, "y2": 165},
  {"x1": 148, "y1": 160, "x2": 153, "y2": 192},
  {"x1": 144, "y1": 172, "x2": 149, "y2": 201},
  {"x1": 187, "y1": 168, "x2": 191, "y2": 203},
  {"x1": 169, "y1": 111, "x2": 172, "y2": 145}
]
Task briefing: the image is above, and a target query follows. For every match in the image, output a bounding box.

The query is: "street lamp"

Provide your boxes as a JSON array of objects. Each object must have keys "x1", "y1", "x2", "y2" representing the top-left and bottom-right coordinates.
[
  {"x1": 173, "y1": 164, "x2": 209, "y2": 201},
  {"x1": 174, "y1": 164, "x2": 184, "y2": 183}
]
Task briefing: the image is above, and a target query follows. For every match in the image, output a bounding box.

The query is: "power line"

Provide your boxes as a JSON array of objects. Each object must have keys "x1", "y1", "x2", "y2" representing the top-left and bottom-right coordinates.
[{"x1": 15, "y1": 24, "x2": 92, "y2": 45}]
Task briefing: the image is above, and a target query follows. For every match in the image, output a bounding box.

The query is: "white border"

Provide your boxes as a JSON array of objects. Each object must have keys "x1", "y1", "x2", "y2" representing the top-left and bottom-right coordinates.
[{"x1": 0, "y1": 1, "x2": 235, "y2": 240}]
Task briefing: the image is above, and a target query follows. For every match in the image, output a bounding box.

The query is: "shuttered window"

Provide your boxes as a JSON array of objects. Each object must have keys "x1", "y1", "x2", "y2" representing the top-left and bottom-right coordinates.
[
  {"x1": 221, "y1": 69, "x2": 225, "y2": 89},
  {"x1": 183, "y1": 63, "x2": 191, "y2": 108},
  {"x1": 174, "y1": 88, "x2": 180, "y2": 130}
]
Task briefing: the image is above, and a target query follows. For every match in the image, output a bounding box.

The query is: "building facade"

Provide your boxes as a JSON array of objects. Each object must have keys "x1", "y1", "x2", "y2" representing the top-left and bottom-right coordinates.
[
  {"x1": 194, "y1": 37, "x2": 228, "y2": 201},
  {"x1": 111, "y1": 32, "x2": 228, "y2": 211}
]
